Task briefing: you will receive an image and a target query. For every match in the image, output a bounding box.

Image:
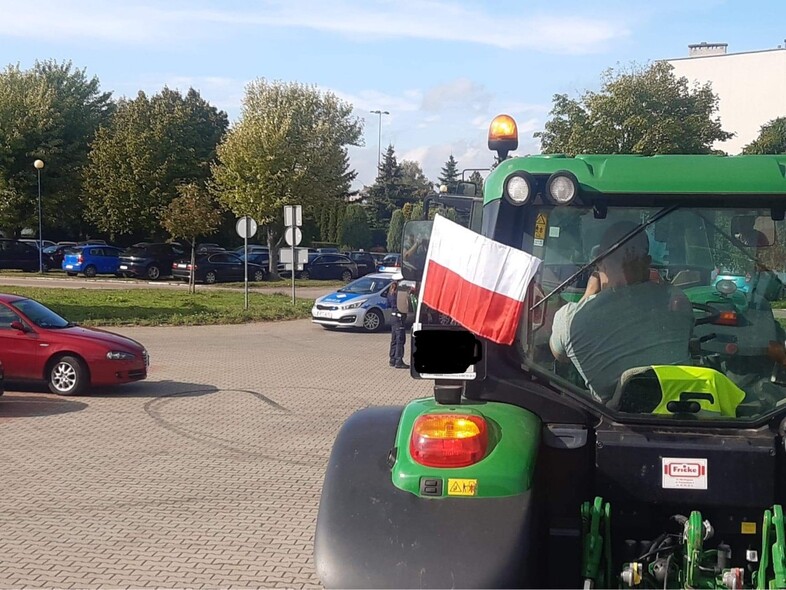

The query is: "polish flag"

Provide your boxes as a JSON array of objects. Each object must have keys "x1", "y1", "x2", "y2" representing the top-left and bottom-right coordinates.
[{"x1": 420, "y1": 215, "x2": 541, "y2": 345}]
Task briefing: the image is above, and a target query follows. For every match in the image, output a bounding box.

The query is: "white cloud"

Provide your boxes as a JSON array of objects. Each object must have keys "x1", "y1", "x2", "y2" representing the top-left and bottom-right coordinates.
[
  {"x1": 421, "y1": 78, "x2": 493, "y2": 113},
  {"x1": 0, "y1": 0, "x2": 630, "y2": 54}
]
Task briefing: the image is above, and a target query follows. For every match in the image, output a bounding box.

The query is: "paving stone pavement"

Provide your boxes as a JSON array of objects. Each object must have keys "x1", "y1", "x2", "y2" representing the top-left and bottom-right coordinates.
[{"x1": 0, "y1": 319, "x2": 431, "y2": 589}]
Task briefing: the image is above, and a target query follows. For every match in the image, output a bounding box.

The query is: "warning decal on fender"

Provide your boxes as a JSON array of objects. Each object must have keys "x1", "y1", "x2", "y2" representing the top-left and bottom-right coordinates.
[
  {"x1": 662, "y1": 458, "x2": 707, "y2": 490},
  {"x1": 447, "y1": 478, "x2": 477, "y2": 496}
]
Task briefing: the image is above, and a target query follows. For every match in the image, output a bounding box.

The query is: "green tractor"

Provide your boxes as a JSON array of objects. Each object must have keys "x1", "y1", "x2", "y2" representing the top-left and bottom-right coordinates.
[{"x1": 314, "y1": 115, "x2": 786, "y2": 588}]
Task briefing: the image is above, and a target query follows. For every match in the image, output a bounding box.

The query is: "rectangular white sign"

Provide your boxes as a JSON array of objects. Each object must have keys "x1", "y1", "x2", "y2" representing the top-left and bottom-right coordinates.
[
  {"x1": 662, "y1": 458, "x2": 708, "y2": 490},
  {"x1": 284, "y1": 205, "x2": 302, "y2": 227},
  {"x1": 280, "y1": 248, "x2": 309, "y2": 264}
]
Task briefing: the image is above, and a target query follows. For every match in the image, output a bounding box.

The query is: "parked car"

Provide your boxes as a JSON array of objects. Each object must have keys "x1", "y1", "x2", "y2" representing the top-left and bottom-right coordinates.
[
  {"x1": 42, "y1": 244, "x2": 70, "y2": 271},
  {"x1": 369, "y1": 252, "x2": 388, "y2": 266},
  {"x1": 233, "y1": 244, "x2": 269, "y2": 257},
  {"x1": 196, "y1": 243, "x2": 224, "y2": 254},
  {"x1": 56, "y1": 241, "x2": 77, "y2": 247},
  {"x1": 62, "y1": 245, "x2": 123, "y2": 277},
  {"x1": 171, "y1": 252, "x2": 267, "y2": 284},
  {"x1": 118, "y1": 243, "x2": 186, "y2": 280},
  {"x1": 343, "y1": 251, "x2": 377, "y2": 277},
  {"x1": 316, "y1": 247, "x2": 340, "y2": 254},
  {"x1": 20, "y1": 239, "x2": 56, "y2": 250},
  {"x1": 378, "y1": 253, "x2": 401, "y2": 270},
  {"x1": 311, "y1": 273, "x2": 400, "y2": 332},
  {"x1": 0, "y1": 294, "x2": 148, "y2": 395},
  {"x1": 241, "y1": 251, "x2": 270, "y2": 276},
  {"x1": 299, "y1": 254, "x2": 358, "y2": 281},
  {"x1": 0, "y1": 239, "x2": 40, "y2": 272},
  {"x1": 77, "y1": 239, "x2": 108, "y2": 246}
]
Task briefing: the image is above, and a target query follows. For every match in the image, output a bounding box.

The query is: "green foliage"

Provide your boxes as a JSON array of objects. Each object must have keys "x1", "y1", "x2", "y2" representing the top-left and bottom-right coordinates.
[
  {"x1": 84, "y1": 87, "x2": 228, "y2": 239},
  {"x1": 402, "y1": 202, "x2": 414, "y2": 221},
  {"x1": 468, "y1": 170, "x2": 485, "y2": 198},
  {"x1": 535, "y1": 62, "x2": 732, "y2": 155},
  {"x1": 387, "y1": 209, "x2": 405, "y2": 252},
  {"x1": 368, "y1": 144, "x2": 405, "y2": 223},
  {"x1": 400, "y1": 160, "x2": 433, "y2": 201},
  {"x1": 0, "y1": 60, "x2": 113, "y2": 237},
  {"x1": 161, "y1": 182, "x2": 223, "y2": 293},
  {"x1": 411, "y1": 202, "x2": 424, "y2": 221},
  {"x1": 212, "y1": 79, "x2": 362, "y2": 265},
  {"x1": 340, "y1": 204, "x2": 371, "y2": 250},
  {"x1": 743, "y1": 117, "x2": 786, "y2": 154},
  {"x1": 438, "y1": 154, "x2": 460, "y2": 190}
]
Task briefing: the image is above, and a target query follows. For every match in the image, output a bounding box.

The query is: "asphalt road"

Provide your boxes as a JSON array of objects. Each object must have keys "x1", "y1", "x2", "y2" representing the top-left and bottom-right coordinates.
[{"x1": 0, "y1": 320, "x2": 430, "y2": 588}]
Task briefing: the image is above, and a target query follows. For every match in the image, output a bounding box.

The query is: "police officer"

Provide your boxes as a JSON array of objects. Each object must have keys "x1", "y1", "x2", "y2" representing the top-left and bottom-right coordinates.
[{"x1": 387, "y1": 280, "x2": 409, "y2": 368}]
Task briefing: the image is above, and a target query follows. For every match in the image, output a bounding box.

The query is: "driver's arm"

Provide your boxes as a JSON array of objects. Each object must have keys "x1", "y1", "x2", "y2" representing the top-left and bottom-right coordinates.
[{"x1": 549, "y1": 305, "x2": 571, "y2": 362}]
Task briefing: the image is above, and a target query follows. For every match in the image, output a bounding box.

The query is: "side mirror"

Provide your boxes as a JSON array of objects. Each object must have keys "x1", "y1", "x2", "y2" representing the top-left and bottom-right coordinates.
[
  {"x1": 401, "y1": 220, "x2": 433, "y2": 281},
  {"x1": 10, "y1": 320, "x2": 28, "y2": 332},
  {"x1": 731, "y1": 214, "x2": 774, "y2": 248}
]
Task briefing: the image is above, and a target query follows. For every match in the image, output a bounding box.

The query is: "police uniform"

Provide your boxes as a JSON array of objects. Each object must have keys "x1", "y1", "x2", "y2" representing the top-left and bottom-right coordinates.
[{"x1": 387, "y1": 282, "x2": 409, "y2": 368}]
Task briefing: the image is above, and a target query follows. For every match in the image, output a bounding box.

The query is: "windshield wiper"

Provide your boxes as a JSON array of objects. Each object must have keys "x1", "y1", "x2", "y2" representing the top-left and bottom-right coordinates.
[{"x1": 531, "y1": 204, "x2": 680, "y2": 311}]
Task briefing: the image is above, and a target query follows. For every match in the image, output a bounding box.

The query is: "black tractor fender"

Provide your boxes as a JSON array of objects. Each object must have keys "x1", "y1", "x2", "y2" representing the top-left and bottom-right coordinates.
[{"x1": 314, "y1": 406, "x2": 539, "y2": 589}]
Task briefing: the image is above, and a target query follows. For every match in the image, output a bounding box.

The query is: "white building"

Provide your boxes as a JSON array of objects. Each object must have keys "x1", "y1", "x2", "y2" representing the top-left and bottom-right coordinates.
[{"x1": 666, "y1": 42, "x2": 786, "y2": 154}]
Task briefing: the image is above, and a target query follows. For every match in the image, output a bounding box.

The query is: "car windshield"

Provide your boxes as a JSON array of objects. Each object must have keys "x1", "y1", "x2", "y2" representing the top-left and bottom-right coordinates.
[
  {"x1": 522, "y1": 204, "x2": 786, "y2": 422},
  {"x1": 338, "y1": 276, "x2": 392, "y2": 294},
  {"x1": 12, "y1": 299, "x2": 71, "y2": 328}
]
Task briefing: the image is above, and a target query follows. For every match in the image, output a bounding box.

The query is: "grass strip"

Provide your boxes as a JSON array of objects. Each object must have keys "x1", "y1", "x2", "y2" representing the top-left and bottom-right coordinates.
[{"x1": 0, "y1": 286, "x2": 313, "y2": 327}]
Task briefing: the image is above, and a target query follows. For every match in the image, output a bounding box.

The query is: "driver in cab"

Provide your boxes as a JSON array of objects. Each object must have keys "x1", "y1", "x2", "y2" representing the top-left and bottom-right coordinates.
[{"x1": 549, "y1": 221, "x2": 695, "y2": 402}]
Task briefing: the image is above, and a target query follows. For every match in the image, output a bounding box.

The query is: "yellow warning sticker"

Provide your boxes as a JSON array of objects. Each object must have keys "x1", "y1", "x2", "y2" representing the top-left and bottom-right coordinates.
[
  {"x1": 741, "y1": 521, "x2": 757, "y2": 535},
  {"x1": 534, "y1": 213, "x2": 548, "y2": 241},
  {"x1": 447, "y1": 478, "x2": 477, "y2": 496}
]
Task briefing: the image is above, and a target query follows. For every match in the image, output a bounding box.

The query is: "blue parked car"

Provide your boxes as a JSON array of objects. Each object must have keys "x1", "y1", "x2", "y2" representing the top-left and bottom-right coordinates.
[{"x1": 62, "y1": 245, "x2": 123, "y2": 277}]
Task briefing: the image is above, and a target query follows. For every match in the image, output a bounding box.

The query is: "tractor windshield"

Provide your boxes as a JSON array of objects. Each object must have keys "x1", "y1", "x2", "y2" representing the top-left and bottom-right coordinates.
[{"x1": 523, "y1": 204, "x2": 786, "y2": 421}]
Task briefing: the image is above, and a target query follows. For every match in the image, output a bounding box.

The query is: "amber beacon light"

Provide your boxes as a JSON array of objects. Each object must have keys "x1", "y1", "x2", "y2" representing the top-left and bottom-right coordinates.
[{"x1": 488, "y1": 114, "x2": 518, "y2": 160}]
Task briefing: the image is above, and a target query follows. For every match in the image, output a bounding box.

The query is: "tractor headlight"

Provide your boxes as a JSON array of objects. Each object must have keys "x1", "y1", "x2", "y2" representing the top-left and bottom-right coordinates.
[
  {"x1": 546, "y1": 171, "x2": 579, "y2": 205},
  {"x1": 504, "y1": 173, "x2": 534, "y2": 206}
]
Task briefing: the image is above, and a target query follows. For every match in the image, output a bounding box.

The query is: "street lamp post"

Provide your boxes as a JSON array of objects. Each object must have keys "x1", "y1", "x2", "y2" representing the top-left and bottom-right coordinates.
[
  {"x1": 370, "y1": 109, "x2": 389, "y2": 173},
  {"x1": 33, "y1": 159, "x2": 44, "y2": 274}
]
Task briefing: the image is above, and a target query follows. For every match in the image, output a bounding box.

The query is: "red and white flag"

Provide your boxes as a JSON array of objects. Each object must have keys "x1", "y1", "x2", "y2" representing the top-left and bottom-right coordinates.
[{"x1": 420, "y1": 215, "x2": 541, "y2": 345}]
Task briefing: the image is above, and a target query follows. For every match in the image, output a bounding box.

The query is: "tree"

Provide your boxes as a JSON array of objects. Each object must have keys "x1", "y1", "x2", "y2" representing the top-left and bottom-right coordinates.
[
  {"x1": 402, "y1": 202, "x2": 414, "y2": 221},
  {"x1": 468, "y1": 170, "x2": 485, "y2": 198},
  {"x1": 535, "y1": 62, "x2": 733, "y2": 155},
  {"x1": 743, "y1": 117, "x2": 786, "y2": 154},
  {"x1": 438, "y1": 155, "x2": 460, "y2": 191},
  {"x1": 85, "y1": 87, "x2": 228, "y2": 240},
  {"x1": 400, "y1": 160, "x2": 433, "y2": 201},
  {"x1": 387, "y1": 209, "x2": 405, "y2": 253},
  {"x1": 367, "y1": 144, "x2": 406, "y2": 224},
  {"x1": 340, "y1": 204, "x2": 371, "y2": 250},
  {"x1": 0, "y1": 60, "x2": 114, "y2": 238},
  {"x1": 160, "y1": 182, "x2": 223, "y2": 293},
  {"x1": 411, "y1": 202, "x2": 424, "y2": 221},
  {"x1": 212, "y1": 79, "x2": 362, "y2": 277}
]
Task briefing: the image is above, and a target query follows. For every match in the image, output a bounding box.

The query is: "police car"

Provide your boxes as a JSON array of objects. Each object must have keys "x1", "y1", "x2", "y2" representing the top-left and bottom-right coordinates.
[{"x1": 311, "y1": 270, "x2": 402, "y2": 332}]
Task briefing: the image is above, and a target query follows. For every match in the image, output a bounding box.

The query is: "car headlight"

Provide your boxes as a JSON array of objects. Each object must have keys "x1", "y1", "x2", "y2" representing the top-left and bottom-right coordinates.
[
  {"x1": 343, "y1": 299, "x2": 367, "y2": 309},
  {"x1": 106, "y1": 351, "x2": 136, "y2": 361}
]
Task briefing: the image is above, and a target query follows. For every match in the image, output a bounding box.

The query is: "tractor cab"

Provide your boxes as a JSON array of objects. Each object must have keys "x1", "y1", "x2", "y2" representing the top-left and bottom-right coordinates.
[{"x1": 315, "y1": 116, "x2": 786, "y2": 589}]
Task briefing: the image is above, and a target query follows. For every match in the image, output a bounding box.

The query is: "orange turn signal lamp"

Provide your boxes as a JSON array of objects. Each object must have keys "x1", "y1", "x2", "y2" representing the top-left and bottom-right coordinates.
[
  {"x1": 714, "y1": 311, "x2": 738, "y2": 326},
  {"x1": 410, "y1": 413, "x2": 489, "y2": 468}
]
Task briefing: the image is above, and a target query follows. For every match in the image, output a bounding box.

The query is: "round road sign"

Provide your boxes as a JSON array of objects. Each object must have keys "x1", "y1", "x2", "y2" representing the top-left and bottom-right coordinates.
[
  {"x1": 236, "y1": 216, "x2": 258, "y2": 239},
  {"x1": 285, "y1": 227, "x2": 302, "y2": 246}
]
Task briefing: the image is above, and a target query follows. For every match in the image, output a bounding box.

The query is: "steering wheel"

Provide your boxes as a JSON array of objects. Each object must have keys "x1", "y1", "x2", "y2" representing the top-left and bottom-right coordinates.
[{"x1": 692, "y1": 302, "x2": 721, "y2": 326}]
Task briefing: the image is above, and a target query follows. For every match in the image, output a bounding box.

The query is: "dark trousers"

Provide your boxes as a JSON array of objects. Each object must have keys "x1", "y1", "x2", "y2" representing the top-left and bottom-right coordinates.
[{"x1": 389, "y1": 314, "x2": 406, "y2": 364}]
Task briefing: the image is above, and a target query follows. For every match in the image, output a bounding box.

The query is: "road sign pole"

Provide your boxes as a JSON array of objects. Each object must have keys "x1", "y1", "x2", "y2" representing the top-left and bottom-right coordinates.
[
  {"x1": 244, "y1": 218, "x2": 249, "y2": 310},
  {"x1": 291, "y1": 217, "x2": 296, "y2": 304}
]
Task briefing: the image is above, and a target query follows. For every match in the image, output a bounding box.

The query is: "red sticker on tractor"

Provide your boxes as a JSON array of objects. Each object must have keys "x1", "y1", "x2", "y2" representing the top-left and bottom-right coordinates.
[{"x1": 662, "y1": 458, "x2": 708, "y2": 490}]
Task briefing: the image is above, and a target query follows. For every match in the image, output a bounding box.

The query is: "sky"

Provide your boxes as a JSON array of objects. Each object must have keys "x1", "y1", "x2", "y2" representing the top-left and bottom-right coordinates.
[{"x1": 3, "y1": 0, "x2": 786, "y2": 190}]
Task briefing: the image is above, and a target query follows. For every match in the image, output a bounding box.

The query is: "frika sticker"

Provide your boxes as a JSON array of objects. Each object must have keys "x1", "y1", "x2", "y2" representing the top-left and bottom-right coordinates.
[
  {"x1": 447, "y1": 478, "x2": 477, "y2": 496},
  {"x1": 534, "y1": 213, "x2": 548, "y2": 241},
  {"x1": 662, "y1": 458, "x2": 708, "y2": 490}
]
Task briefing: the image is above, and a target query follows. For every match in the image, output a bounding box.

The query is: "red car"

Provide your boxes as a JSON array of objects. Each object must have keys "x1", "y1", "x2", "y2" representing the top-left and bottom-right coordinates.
[{"x1": 0, "y1": 294, "x2": 148, "y2": 395}]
